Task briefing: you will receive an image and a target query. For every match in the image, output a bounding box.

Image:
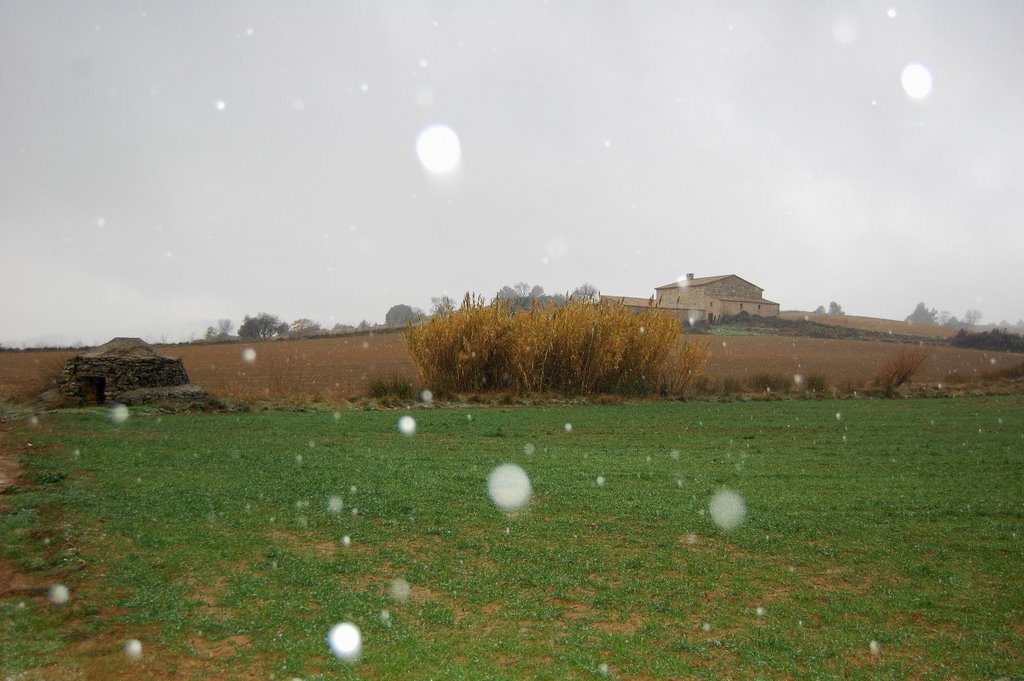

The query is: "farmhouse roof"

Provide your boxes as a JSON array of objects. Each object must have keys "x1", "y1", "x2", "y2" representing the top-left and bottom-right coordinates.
[
  {"x1": 602, "y1": 295, "x2": 706, "y2": 312},
  {"x1": 718, "y1": 296, "x2": 780, "y2": 306},
  {"x1": 654, "y1": 274, "x2": 763, "y2": 291},
  {"x1": 601, "y1": 295, "x2": 658, "y2": 307},
  {"x1": 81, "y1": 337, "x2": 165, "y2": 359}
]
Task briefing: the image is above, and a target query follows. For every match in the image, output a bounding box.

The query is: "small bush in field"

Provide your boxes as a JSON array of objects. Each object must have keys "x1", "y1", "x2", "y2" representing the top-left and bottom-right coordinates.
[
  {"x1": 875, "y1": 347, "x2": 929, "y2": 397},
  {"x1": 748, "y1": 372, "x2": 792, "y2": 394},
  {"x1": 980, "y1": 362, "x2": 1024, "y2": 381},
  {"x1": 721, "y1": 376, "x2": 744, "y2": 395},
  {"x1": 366, "y1": 374, "x2": 414, "y2": 401},
  {"x1": 805, "y1": 372, "x2": 829, "y2": 393},
  {"x1": 405, "y1": 295, "x2": 706, "y2": 397},
  {"x1": 943, "y1": 370, "x2": 971, "y2": 385}
]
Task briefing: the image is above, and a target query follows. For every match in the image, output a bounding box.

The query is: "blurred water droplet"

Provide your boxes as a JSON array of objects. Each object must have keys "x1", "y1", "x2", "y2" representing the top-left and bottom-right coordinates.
[
  {"x1": 398, "y1": 415, "x2": 416, "y2": 436},
  {"x1": 124, "y1": 638, "x2": 143, "y2": 659},
  {"x1": 389, "y1": 578, "x2": 411, "y2": 602},
  {"x1": 670, "y1": 449, "x2": 680, "y2": 460},
  {"x1": 596, "y1": 476, "x2": 606, "y2": 486},
  {"x1": 564, "y1": 423, "x2": 573, "y2": 433},
  {"x1": 870, "y1": 639, "x2": 881, "y2": 656},
  {"x1": 831, "y1": 16, "x2": 860, "y2": 45},
  {"x1": 48, "y1": 584, "x2": 69, "y2": 605},
  {"x1": 109, "y1": 404, "x2": 129, "y2": 424},
  {"x1": 327, "y1": 496, "x2": 344, "y2": 513},
  {"x1": 215, "y1": 99, "x2": 226, "y2": 111},
  {"x1": 295, "y1": 454, "x2": 303, "y2": 464},
  {"x1": 708, "y1": 489, "x2": 747, "y2": 532},
  {"x1": 416, "y1": 124, "x2": 461, "y2": 173},
  {"x1": 341, "y1": 535, "x2": 351, "y2": 547},
  {"x1": 755, "y1": 606, "x2": 766, "y2": 617},
  {"x1": 420, "y1": 389, "x2": 434, "y2": 404},
  {"x1": 522, "y1": 443, "x2": 535, "y2": 455},
  {"x1": 242, "y1": 347, "x2": 257, "y2": 363},
  {"x1": 901, "y1": 63, "x2": 933, "y2": 100},
  {"x1": 380, "y1": 609, "x2": 391, "y2": 625},
  {"x1": 326, "y1": 622, "x2": 361, "y2": 662},
  {"x1": 598, "y1": 662, "x2": 610, "y2": 676},
  {"x1": 887, "y1": 8, "x2": 898, "y2": 18},
  {"x1": 487, "y1": 464, "x2": 532, "y2": 511},
  {"x1": 701, "y1": 622, "x2": 711, "y2": 632},
  {"x1": 835, "y1": 412, "x2": 842, "y2": 421}
]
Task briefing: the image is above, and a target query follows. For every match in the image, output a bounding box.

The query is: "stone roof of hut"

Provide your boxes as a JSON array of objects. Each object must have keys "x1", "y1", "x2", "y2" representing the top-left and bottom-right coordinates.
[{"x1": 81, "y1": 337, "x2": 167, "y2": 359}]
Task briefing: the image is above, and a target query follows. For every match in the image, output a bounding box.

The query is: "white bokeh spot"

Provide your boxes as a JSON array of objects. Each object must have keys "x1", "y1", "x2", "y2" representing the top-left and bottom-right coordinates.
[
  {"x1": 326, "y1": 622, "x2": 362, "y2": 662},
  {"x1": 487, "y1": 463, "x2": 532, "y2": 512},
  {"x1": 416, "y1": 124, "x2": 461, "y2": 173},
  {"x1": 901, "y1": 63, "x2": 933, "y2": 100},
  {"x1": 398, "y1": 415, "x2": 416, "y2": 436},
  {"x1": 708, "y1": 489, "x2": 747, "y2": 532}
]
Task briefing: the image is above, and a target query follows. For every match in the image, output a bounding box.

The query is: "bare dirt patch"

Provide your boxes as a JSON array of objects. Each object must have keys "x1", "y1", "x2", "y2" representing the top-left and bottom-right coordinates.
[{"x1": 707, "y1": 335, "x2": 1018, "y2": 387}]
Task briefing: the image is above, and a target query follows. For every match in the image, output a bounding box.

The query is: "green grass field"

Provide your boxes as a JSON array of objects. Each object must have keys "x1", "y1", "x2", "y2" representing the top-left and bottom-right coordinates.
[{"x1": 2, "y1": 398, "x2": 1022, "y2": 679}]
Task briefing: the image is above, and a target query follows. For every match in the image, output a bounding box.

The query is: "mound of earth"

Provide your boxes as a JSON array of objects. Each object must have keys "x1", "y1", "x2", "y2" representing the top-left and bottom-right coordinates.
[{"x1": 116, "y1": 383, "x2": 209, "y2": 405}]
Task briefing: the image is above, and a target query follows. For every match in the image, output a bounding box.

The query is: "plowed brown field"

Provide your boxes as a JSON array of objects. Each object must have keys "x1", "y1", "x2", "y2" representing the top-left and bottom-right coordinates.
[{"x1": 1, "y1": 330, "x2": 1020, "y2": 403}]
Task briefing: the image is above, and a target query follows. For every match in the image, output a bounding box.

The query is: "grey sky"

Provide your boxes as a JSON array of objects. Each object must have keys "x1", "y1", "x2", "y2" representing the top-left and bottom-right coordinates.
[{"x1": 2, "y1": 1, "x2": 1022, "y2": 346}]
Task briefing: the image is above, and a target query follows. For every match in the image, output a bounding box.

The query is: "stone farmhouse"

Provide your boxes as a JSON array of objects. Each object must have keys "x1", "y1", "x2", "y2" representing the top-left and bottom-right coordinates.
[{"x1": 602, "y1": 274, "x2": 780, "y2": 325}]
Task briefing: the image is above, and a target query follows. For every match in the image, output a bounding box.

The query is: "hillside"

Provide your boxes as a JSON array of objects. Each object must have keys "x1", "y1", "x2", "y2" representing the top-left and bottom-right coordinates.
[{"x1": 779, "y1": 311, "x2": 959, "y2": 339}]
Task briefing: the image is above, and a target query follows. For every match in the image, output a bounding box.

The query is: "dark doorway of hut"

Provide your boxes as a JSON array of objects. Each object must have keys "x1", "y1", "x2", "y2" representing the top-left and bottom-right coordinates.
[{"x1": 80, "y1": 376, "x2": 106, "y2": 405}]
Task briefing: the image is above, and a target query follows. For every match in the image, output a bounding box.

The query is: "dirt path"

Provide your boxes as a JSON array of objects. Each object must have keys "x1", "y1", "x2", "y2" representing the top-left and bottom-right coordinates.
[{"x1": 0, "y1": 418, "x2": 52, "y2": 608}]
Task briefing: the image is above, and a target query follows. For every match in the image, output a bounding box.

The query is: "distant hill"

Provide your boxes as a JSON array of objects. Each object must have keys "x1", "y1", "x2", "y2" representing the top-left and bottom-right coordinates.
[{"x1": 780, "y1": 311, "x2": 960, "y2": 339}]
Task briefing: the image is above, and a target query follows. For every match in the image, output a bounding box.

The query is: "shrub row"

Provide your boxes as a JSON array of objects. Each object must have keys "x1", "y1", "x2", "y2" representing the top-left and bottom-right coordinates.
[
  {"x1": 405, "y1": 295, "x2": 709, "y2": 397},
  {"x1": 951, "y1": 328, "x2": 1024, "y2": 353}
]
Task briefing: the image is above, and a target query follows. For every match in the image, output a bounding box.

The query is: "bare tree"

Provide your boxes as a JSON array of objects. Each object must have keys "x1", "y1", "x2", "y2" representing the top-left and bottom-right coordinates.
[
  {"x1": 290, "y1": 318, "x2": 322, "y2": 337},
  {"x1": 875, "y1": 348, "x2": 929, "y2": 397},
  {"x1": 430, "y1": 295, "x2": 455, "y2": 318},
  {"x1": 964, "y1": 309, "x2": 983, "y2": 327},
  {"x1": 571, "y1": 283, "x2": 599, "y2": 302}
]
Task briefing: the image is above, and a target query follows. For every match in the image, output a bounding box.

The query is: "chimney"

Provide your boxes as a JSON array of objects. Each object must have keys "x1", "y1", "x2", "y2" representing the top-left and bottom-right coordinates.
[{"x1": 686, "y1": 273, "x2": 694, "y2": 280}]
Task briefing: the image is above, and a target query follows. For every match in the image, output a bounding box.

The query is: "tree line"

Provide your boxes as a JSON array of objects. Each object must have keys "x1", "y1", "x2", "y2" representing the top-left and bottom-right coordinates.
[{"x1": 204, "y1": 281, "x2": 601, "y2": 341}]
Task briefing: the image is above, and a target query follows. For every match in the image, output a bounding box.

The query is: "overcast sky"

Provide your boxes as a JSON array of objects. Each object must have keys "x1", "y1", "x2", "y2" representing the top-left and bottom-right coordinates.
[{"x1": 2, "y1": 1, "x2": 1022, "y2": 346}]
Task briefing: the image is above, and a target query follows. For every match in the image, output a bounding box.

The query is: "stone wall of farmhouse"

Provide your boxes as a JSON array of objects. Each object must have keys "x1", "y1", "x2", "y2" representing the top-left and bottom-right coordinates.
[
  {"x1": 705, "y1": 277, "x2": 762, "y2": 299},
  {"x1": 60, "y1": 356, "x2": 190, "y2": 405},
  {"x1": 656, "y1": 286, "x2": 707, "y2": 308},
  {"x1": 621, "y1": 304, "x2": 706, "y2": 327},
  {"x1": 716, "y1": 300, "x2": 780, "y2": 317}
]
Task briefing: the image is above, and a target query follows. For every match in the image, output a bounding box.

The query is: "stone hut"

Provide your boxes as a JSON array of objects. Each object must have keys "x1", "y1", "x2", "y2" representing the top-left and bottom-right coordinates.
[{"x1": 59, "y1": 337, "x2": 206, "y2": 405}]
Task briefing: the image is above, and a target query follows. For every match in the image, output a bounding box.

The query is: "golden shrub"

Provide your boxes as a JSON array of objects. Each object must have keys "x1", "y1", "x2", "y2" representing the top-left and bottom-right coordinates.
[{"x1": 406, "y1": 295, "x2": 708, "y2": 397}]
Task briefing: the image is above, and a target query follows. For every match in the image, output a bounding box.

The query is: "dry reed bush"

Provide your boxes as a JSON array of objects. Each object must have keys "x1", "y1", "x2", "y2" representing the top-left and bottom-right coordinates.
[
  {"x1": 875, "y1": 347, "x2": 929, "y2": 397},
  {"x1": 406, "y1": 295, "x2": 709, "y2": 397}
]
